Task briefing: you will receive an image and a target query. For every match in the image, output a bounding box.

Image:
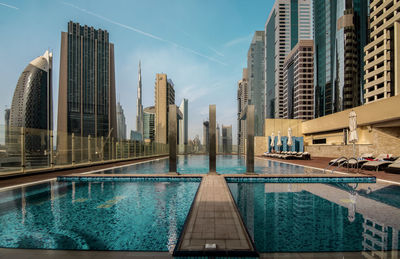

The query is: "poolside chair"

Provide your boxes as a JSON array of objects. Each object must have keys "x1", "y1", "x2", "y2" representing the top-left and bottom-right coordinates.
[
  {"x1": 385, "y1": 158, "x2": 400, "y2": 174},
  {"x1": 361, "y1": 154, "x2": 394, "y2": 171},
  {"x1": 346, "y1": 153, "x2": 374, "y2": 168},
  {"x1": 329, "y1": 157, "x2": 347, "y2": 166}
]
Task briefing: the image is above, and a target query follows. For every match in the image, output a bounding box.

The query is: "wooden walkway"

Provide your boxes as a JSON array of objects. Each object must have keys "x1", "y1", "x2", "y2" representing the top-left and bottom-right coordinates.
[{"x1": 173, "y1": 174, "x2": 257, "y2": 257}]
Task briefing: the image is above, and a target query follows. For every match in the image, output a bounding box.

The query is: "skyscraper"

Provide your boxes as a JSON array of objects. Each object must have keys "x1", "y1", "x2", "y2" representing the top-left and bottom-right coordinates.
[
  {"x1": 314, "y1": 0, "x2": 369, "y2": 117},
  {"x1": 237, "y1": 68, "x2": 248, "y2": 154},
  {"x1": 4, "y1": 108, "x2": 10, "y2": 150},
  {"x1": 154, "y1": 74, "x2": 175, "y2": 144},
  {"x1": 247, "y1": 31, "x2": 265, "y2": 136},
  {"x1": 116, "y1": 102, "x2": 126, "y2": 140},
  {"x1": 178, "y1": 98, "x2": 188, "y2": 146},
  {"x1": 143, "y1": 106, "x2": 155, "y2": 142},
  {"x1": 364, "y1": 0, "x2": 400, "y2": 103},
  {"x1": 9, "y1": 51, "x2": 53, "y2": 155},
  {"x1": 265, "y1": 0, "x2": 313, "y2": 119},
  {"x1": 57, "y1": 21, "x2": 117, "y2": 160},
  {"x1": 136, "y1": 61, "x2": 143, "y2": 138},
  {"x1": 283, "y1": 40, "x2": 314, "y2": 120}
]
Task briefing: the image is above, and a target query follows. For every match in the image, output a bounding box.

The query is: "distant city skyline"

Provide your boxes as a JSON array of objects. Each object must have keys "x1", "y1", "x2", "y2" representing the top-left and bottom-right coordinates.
[{"x1": 0, "y1": 0, "x2": 275, "y2": 144}]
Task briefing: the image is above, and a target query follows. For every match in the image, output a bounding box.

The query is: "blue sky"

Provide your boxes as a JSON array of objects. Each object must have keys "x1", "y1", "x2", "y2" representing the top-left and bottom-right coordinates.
[{"x1": 0, "y1": 0, "x2": 274, "y2": 143}]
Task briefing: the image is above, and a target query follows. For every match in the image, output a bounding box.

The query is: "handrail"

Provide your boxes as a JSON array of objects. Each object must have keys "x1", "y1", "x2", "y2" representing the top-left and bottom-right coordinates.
[
  {"x1": 346, "y1": 157, "x2": 360, "y2": 174},
  {"x1": 324, "y1": 156, "x2": 348, "y2": 173}
]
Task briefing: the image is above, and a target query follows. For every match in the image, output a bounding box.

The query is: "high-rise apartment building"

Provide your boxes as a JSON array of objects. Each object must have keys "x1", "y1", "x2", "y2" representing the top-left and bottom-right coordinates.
[
  {"x1": 9, "y1": 51, "x2": 53, "y2": 155},
  {"x1": 57, "y1": 21, "x2": 117, "y2": 160},
  {"x1": 237, "y1": 68, "x2": 248, "y2": 154},
  {"x1": 143, "y1": 106, "x2": 155, "y2": 142},
  {"x1": 154, "y1": 74, "x2": 175, "y2": 144},
  {"x1": 222, "y1": 125, "x2": 233, "y2": 154},
  {"x1": 136, "y1": 61, "x2": 143, "y2": 138},
  {"x1": 364, "y1": 0, "x2": 400, "y2": 103},
  {"x1": 247, "y1": 31, "x2": 265, "y2": 136},
  {"x1": 265, "y1": 0, "x2": 313, "y2": 119},
  {"x1": 283, "y1": 40, "x2": 314, "y2": 120},
  {"x1": 116, "y1": 102, "x2": 126, "y2": 140},
  {"x1": 178, "y1": 99, "x2": 188, "y2": 146},
  {"x1": 314, "y1": 0, "x2": 369, "y2": 117}
]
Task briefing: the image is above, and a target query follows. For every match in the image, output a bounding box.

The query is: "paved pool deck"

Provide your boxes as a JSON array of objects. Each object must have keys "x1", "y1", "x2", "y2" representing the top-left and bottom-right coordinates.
[{"x1": 174, "y1": 174, "x2": 257, "y2": 257}]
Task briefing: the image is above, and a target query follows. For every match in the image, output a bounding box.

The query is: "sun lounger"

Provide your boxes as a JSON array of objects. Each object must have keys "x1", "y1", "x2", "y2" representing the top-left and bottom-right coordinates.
[
  {"x1": 383, "y1": 158, "x2": 400, "y2": 174},
  {"x1": 361, "y1": 154, "x2": 395, "y2": 171},
  {"x1": 329, "y1": 157, "x2": 347, "y2": 166}
]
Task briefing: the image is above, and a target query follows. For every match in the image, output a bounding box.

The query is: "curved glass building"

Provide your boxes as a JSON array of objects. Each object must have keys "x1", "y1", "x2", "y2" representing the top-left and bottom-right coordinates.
[{"x1": 9, "y1": 51, "x2": 53, "y2": 156}]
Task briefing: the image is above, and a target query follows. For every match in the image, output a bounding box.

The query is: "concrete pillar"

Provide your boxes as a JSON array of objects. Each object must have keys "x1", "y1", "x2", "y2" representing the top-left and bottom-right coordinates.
[
  {"x1": 50, "y1": 130, "x2": 54, "y2": 168},
  {"x1": 168, "y1": 104, "x2": 177, "y2": 174},
  {"x1": 246, "y1": 105, "x2": 255, "y2": 174},
  {"x1": 101, "y1": 136, "x2": 104, "y2": 161},
  {"x1": 88, "y1": 135, "x2": 92, "y2": 162},
  {"x1": 209, "y1": 105, "x2": 217, "y2": 174}
]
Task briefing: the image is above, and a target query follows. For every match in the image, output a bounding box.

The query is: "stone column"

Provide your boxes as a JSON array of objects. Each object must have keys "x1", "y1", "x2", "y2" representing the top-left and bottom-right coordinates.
[
  {"x1": 169, "y1": 104, "x2": 177, "y2": 174},
  {"x1": 209, "y1": 105, "x2": 217, "y2": 174},
  {"x1": 246, "y1": 105, "x2": 255, "y2": 174}
]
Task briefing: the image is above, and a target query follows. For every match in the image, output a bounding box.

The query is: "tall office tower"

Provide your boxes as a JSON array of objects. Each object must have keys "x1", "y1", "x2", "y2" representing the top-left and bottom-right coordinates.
[
  {"x1": 202, "y1": 120, "x2": 209, "y2": 152},
  {"x1": 143, "y1": 106, "x2": 155, "y2": 142},
  {"x1": 247, "y1": 31, "x2": 265, "y2": 136},
  {"x1": 154, "y1": 74, "x2": 175, "y2": 144},
  {"x1": 237, "y1": 68, "x2": 248, "y2": 154},
  {"x1": 265, "y1": 0, "x2": 313, "y2": 119},
  {"x1": 178, "y1": 99, "x2": 188, "y2": 146},
  {"x1": 4, "y1": 108, "x2": 10, "y2": 150},
  {"x1": 9, "y1": 51, "x2": 53, "y2": 155},
  {"x1": 283, "y1": 40, "x2": 314, "y2": 120},
  {"x1": 314, "y1": 0, "x2": 369, "y2": 117},
  {"x1": 58, "y1": 21, "x2": 117, "y2": 160},
  {"x1": 136, "y1": 61, "x2": 143, "y2": 138},
  {"x1": 364, "y1": 0, "x2": 400, "y2": 103},
  {"x1": 222, "y1": 125, "x2": 233, "y2": 154},
  {"x1": 116, "y1": 102, "x2": 126, "y2": 140}
]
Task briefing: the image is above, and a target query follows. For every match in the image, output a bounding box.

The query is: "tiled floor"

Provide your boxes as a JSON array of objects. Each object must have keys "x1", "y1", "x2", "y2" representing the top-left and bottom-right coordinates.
[
  {"x1": 257, "y1": 156, "x2": 400, "y2": 183},
  {"x1": 175, "y1": 174, "x2": 256, "y2": 255}
]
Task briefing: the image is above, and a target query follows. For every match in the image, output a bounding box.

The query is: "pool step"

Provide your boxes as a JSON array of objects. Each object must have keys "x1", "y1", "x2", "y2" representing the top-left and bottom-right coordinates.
[{"x1": 173, "y1": 175, "x2": 258, "y2": 257}]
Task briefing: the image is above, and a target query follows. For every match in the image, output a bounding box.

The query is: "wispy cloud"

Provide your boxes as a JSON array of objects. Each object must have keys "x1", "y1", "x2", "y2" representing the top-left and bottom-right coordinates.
[
  {"x1": 224, "y1": 33, "x2": 253, "y2": 47},
  {"x1": 61, "y1": 1, "x2": 227, "y2": 66},
  {"x1": 0, "y1": 2, "x2": 19, "y2": 10},
  {"x1": 208, "y1": 47, "x2": 224, "y2": 57}
]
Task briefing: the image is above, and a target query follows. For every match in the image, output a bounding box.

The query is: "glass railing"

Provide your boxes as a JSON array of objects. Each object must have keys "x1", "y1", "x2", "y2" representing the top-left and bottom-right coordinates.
[{"x1": 0, "y1": 125, "x2": 169, "y2": 177}]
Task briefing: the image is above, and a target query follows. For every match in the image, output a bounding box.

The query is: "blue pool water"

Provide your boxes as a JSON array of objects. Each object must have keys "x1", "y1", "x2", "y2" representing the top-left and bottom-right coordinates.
[
  {"x1": 228, "y1": 182, "x2": 400, "y2": 253},
  {"x1": 100, "y1": 155, "x2": 316, "y2": 175},
  {"x1": 0, "y1": 180, "x2": 199, "y2": 251}
]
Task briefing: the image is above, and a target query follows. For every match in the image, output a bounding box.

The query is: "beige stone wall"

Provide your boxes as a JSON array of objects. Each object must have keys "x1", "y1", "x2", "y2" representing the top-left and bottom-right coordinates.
[
  {"x1": 306, "y1": 127, "x2": 400, "y2": 158},
  {"x1": 254, "y1": 136, "x2": 267, "y2": 156}
]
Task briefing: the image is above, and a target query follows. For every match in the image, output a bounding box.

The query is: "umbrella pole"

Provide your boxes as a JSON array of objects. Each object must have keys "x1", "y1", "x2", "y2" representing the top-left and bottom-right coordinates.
[{"x1": 353, "y1": 142, "x2": 355, "y2": 158}]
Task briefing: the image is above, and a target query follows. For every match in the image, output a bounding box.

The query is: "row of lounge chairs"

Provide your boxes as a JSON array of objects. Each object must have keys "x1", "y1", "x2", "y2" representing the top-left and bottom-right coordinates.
[
  {"x1": 329, "y1": 153, "x2": 400, "y2": 173},
  {"x1": 263, "y1": 151, "x2": 311, "y2": 160}
]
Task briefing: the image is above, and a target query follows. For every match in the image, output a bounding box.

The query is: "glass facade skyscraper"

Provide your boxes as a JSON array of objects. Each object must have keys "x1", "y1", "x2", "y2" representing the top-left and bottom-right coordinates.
[
  {"x1": 265, "y1": 0, "x2": 313, "y2": 119},
  {"x1": 314, "y1": 0, "x2": 368, "y2": 117},
  {"x1": 247, "y1": 31, "x2": 265, "y2": 136},
  {"x1": 57, "y1": 21, "x2": 117, "y2": 161},
  {"x1": 9, "y1": 51, "x2": 53, "y2": 156}
]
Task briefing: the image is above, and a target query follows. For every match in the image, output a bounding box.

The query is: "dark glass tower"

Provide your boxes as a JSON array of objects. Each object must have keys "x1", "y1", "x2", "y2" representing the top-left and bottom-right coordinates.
[
  {"x1": 9, "y1": 51, "x2": 53, "y2": 156},
  {"x1": 314, "y1": 0, "x2": 369, "y2": 117},
  {"x1": 57, "y1": 21, "x2": 117, "y2": 161}
]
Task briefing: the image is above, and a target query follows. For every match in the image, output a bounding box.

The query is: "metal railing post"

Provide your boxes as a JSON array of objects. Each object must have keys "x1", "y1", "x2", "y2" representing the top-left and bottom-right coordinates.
[
  {"x1": 20, "y1": 127, "x2": 25, "y2": 173},
  {"x1": 50, "y1": 130, "x2": 54, "y2": 168},
  {"x1": 88, "y1": 135, "x2": 92, "y2": 163}
]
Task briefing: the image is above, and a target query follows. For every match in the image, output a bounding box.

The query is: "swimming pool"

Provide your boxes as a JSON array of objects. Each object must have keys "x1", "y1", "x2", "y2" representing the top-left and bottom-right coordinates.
[
  {"x1": 228, "y1": 182, "x2": 400, "y2": 253},
  {"x1": 99, "y1": 155, "x2": 315, "y2": 175},
  {"x1": 0, "y1": 180, "x2": 199, "y2": 251}
]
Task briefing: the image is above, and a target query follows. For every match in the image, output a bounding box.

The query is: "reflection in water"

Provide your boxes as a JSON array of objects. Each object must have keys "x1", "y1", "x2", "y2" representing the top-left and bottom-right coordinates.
[
  {"x1": 99, "y1": 155, "x2": 311, "y2": 175},
  {"x1": 229, "y1": 182, "x2": 400, "y2": 255},
  {"x1": 0, "y1": 181, "x2": 199, "y2": 251}
]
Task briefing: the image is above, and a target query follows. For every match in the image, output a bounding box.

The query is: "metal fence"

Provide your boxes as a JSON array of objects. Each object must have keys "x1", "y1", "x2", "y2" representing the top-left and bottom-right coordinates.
[{"x1": 0, "y1": 126, "x2": 168, "y2": 177}]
